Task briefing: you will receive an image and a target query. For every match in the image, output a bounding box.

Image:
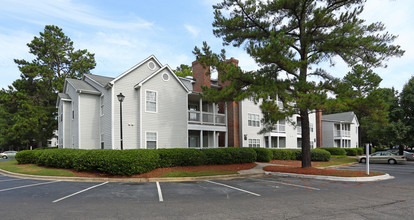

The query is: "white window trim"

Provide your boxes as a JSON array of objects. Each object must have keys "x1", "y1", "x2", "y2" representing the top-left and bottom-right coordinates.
[
  {"x1": 248, "y1": 138, "x2": 260, "y2": 147},
  {"x1": 145, "y1": 89, "x2": 158, "y2": 113},
  {"x1": 145, "y1": 131, "x2": 158, "y2": 149},
  {"x1": 247, "y1": 113, "x2": 260, "y2": 127},
  {"x1": 100, "y1": 95, "x2": 104, "y2": 117}
]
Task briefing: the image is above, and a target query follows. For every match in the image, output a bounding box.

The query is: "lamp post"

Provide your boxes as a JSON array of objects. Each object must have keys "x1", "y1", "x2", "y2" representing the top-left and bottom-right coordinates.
[{"x1": 117, "y1": 93, "x2": 125, "y2": 150}]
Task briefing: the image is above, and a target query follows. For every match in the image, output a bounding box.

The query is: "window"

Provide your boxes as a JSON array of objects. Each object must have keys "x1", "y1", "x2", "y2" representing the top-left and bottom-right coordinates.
[
  {"x1": 248, "y1": 139, "x2": 260, "y2": 147},
  {"x1": 146, "y1": 132, "x2": 157, "y2": 149},
  {"x1": 310, "y1": 123, "x2": 314, "y2": 132},
  {"x1": 100, "y1": 134, "x2": 104, "y2": 149},
  {"x1": 100, "y1": 96, "x2": 104, "y2": 116},
  {"x1": 248, "y1": 113, "x2": 260, "y2": 127},
  {"x1": 72, "y1": 110, "x2": 74, "y2": 119},
  {"x1": 146, "y1": 90, "x2": 157, "y2": 112},
  {"x1": 162, "y1": 73, "x2": 169, "y2": 81}
]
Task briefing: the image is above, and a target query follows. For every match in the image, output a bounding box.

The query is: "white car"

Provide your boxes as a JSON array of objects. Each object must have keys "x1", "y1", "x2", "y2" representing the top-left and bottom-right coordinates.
[
  {"x1": 357, "y1": 151, "x2": 406, "y2": 164},
  {"x1": 0, "y1": 151, "x2": 18, "y2": 159}
]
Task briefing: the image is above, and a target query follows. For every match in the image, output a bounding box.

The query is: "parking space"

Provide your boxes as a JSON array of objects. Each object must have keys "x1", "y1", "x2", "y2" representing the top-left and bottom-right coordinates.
[{"x1": 0, "y1": 173, "x2": 364, "y2": 205}]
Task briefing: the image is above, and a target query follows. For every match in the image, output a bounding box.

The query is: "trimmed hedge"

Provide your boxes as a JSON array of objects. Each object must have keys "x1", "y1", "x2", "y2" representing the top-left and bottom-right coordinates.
[
  {"x1": 16, "y1": 147, "x2": 257, "y2": 176},
  {"x1": 270, "y1": 149, "x2": 299, "y2": 160},
  {"x1": 270, "y1": 149, "x2": 330, "y2": 161},
  {"x1": 250, "y1": 148, "x2": 273, "y2": 162},
  {"x1": 345, "y1": 148, "x2": 358, "y2": 156},
  {"x1": 319, "y1": 147, "x2": 346, "y2": 156},
  {"x1": 356, "y1": 148, "x2": 364, "y2": 155},
  {"x1": 294, "y1": 149, "x2": 331, "y2": 161}
]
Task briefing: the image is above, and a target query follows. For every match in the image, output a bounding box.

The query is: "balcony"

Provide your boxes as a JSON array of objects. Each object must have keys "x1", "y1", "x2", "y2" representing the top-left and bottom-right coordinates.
[
  {"x1": 297, "y1": 126, "x2": 302, "y2": 135},
  {"x1": 334, "y1": 130, "x2": 351, "y2": 138},
  {"x1": 188, "y1": 110, "x2": 226, "y2": 126},
  {"x1": 272, "y1": 124, "x2": 286, "y2": 133}
]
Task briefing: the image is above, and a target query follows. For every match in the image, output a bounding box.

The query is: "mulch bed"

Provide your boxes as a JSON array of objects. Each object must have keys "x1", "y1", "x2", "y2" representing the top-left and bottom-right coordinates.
[
  {"x1": 72, "y1": 163, "x2": 257, "y2": 178},
  {"x1": 264, "y1": 160, "x2": 383, "y2": 177}
]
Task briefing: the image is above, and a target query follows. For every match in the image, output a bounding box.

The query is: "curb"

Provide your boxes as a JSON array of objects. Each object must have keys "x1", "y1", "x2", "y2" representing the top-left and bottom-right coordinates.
[
  {"x1": 0, "y1": 168, "x2": 265, "y2": 183},
  {"x1": 264, "y1": 171, "x2": 394, "y2": 182}
]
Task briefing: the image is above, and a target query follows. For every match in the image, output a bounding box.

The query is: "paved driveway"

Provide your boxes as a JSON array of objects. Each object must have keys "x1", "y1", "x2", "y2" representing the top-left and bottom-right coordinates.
[{"x1": 0, "y1": 162, "x2": 413, "y2": 219}]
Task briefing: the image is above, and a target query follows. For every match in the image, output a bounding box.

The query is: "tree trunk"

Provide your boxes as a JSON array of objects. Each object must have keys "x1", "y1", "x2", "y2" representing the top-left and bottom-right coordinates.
[{"x1": 300, "y1": 108, "x2": 311, "y2": 168}]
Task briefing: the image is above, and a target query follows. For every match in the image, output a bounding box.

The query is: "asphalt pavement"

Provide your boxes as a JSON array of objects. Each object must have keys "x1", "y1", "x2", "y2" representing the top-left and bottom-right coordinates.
[{"x1": 0, "y1": 160, "x2": 413, "y2": 219}]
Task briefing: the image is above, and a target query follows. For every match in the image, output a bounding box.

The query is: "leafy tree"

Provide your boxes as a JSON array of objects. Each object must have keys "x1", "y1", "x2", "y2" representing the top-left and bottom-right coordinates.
[
  {"x1": 0, "y1": 25, "x2": 96, "y2": 148},
  {"x1": 400, "y1": 76, "x2": 414, "y2": 149},
  {"x1": 174, "y1": 64, "x2": 193, "y2": 77},
  {"x1": 194, "y1": 0, "x2": 404, "y2": 167}
]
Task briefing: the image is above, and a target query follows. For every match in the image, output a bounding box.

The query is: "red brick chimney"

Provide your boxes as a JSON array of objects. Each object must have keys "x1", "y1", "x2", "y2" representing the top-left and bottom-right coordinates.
[
  {"x1": 316, "y1": 109, "x2": 322, "y2": 148},
  {"x1": 219, "y1": 58, "x2": 240, "y2": 147},
  {"x1": 192, "y1": 60, "x2": 211, "y2": 93}
]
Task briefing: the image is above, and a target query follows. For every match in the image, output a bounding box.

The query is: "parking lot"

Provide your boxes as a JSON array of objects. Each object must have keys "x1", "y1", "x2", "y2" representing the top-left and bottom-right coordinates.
[{"x1": 1, "y1": 162, "x2": 414, "y2": 219}]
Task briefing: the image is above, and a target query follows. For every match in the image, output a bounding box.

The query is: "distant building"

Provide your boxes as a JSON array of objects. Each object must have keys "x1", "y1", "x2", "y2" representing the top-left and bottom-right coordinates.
[{"x1": 321, "y1": 112, "x2": 359, "y2": 148}]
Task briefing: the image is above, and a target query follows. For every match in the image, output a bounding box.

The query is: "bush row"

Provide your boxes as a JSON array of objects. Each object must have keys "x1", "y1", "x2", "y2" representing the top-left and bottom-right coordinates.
[
  {"x1": 319, "y1": 147, "x2": 346, "y2": 156},
  {"x1": 15, "y1": 147, "x2": 333, "y2": 176},
  {"x1": 16, "y1": 148, "x2": 257, "y2": 176}
]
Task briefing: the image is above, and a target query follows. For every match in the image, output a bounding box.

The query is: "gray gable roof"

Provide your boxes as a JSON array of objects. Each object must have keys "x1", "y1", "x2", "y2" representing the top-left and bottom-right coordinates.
[
  {"x1": 58, "y1": 93, "x2": 71, "y2": 101},
  {"x1": 84, "y1": 74, "x2": 114, "y2": 87},
  {"x1": 322, "y1": 112, "x2": 356, "y2": 123},
  {"x1": 66, "y1": 78, "x2": 101, "y2": 95}
]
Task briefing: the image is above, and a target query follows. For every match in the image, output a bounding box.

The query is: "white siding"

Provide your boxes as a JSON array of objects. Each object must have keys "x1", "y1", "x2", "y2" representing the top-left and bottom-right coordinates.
[
  {"x1": 113, "y1": 58, "x2": 161, "y2": 149},
  {"x1": 84, "y1": 77, "x2": 113, "y2": 148},
  {"x1": 141, "y1": 68, "x2": 187, "y2": 148},
  {"x1": 65, "y1": 84, "x2": 79, "y2": 149},
  {"x1": 79, "y1": 93, "x2": 100, "y2": 149}
]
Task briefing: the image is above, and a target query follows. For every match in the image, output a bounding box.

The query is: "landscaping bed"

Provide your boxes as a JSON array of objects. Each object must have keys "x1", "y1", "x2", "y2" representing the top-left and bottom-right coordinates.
[
  {"x1": 73, "y1": 163, "x2": 257, "y2": 178},
  {"x1": 263, "y1": 166, "x2": 383, "y2": 177}
]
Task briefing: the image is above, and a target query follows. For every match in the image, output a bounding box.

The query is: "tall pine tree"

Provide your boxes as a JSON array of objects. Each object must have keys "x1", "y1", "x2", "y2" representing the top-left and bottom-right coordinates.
[{"x1": 194, "y1": 0, "x2": 404, "y2": 167}]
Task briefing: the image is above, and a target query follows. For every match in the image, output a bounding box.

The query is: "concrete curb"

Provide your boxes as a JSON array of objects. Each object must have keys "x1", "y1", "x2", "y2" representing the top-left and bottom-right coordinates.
[
  {"x1": 0, "y1": 168, "x2": 265, "y2": 183},
  {"x1": 265, "y1": 171, "x2": 394, "y2": 182}
]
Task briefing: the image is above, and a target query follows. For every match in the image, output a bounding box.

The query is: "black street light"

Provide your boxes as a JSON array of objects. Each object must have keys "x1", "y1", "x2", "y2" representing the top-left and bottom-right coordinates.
[{"x1": 117, "y1": 93, "x2": 125, "y2": 150}]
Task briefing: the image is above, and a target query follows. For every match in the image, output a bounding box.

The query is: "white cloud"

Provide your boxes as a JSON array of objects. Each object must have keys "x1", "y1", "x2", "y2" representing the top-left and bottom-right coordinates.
[{"x1": 185, "y1": 25, "x2": 200, "y2": 37}]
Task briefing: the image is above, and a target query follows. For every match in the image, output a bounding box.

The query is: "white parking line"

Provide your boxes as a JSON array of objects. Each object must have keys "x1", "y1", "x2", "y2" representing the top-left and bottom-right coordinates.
[
  {"x1": 156, "y1": 182, "x2": 163, "y2": 202},
  {"x1": 53, "y1": 182, "x2": 108, "y2": 203},
  {"x1": 0, "y1": 179, "x2": 24, "y2": 183},
  {"x1": 252, "y1": 178, "x2": 320, "y2": 191},
  {"x1": 205, "y1": 180, "x2": 261, "y2": 197},
  {"x1": 0, "y1": 180, "x2": 60, "y2": 192}
]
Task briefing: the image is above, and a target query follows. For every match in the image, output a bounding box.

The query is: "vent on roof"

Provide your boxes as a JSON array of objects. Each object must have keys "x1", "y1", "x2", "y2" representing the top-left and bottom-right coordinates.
[
  {"x1": 162, "y1": 73, "x2": 169, "y2": 81},
  {"x1": 148, "y1": 61, "x2": 156, "y2": 70}
]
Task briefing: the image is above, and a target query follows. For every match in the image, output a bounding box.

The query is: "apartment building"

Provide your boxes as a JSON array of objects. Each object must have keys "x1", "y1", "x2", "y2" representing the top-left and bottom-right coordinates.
[
  {"x1": 57, "y1": 55, "x2": 355, "y2": 150},
  {"x1": 321, "y1": 112, "x2": 359, "y2": 148}
]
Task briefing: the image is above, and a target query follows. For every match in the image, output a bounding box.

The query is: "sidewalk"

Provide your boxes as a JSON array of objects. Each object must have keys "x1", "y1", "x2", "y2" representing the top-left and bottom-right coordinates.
[{"x1": 0, "y1": 162, "x2": 393, "y2": 183}]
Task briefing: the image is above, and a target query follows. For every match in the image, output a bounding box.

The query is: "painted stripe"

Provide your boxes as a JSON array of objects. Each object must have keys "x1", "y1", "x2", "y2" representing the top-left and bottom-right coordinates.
[
  {"x1": 205, "y1": 180, "x2": 261, "y2": 197},
  {"x1": 156, "y1": 182, "x2": 163, "y2": 202},
  {"x1": 253, "y1": 179, "x2": 320, "y2": 191},
  {"x1": 0, "y1": 179, "x2": 24, "y2": 183},
  {"x1": 53, "y1": 182, "x2": 108, "y2": 203},
  {"x1": 0, "y1": 181, "x2": 60, "y2": 192}
]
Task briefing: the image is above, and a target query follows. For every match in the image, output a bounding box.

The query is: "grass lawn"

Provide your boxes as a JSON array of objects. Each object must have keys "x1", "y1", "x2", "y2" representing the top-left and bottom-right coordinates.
[
  {"x1": 0, "y1": 160, "x2": 76, "y2": 177},
  {"x1": 315, "y1": 156, "x2": 357, "y2": 168},
  {"x1": 160, "y1": 170, "x2": 237, "y2": 177}
]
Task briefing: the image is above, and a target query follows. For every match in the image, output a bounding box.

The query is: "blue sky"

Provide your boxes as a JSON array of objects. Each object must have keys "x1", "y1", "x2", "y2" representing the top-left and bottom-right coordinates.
[{"x1": 1, "y1": 0, "x2": 413, "y2": 92}]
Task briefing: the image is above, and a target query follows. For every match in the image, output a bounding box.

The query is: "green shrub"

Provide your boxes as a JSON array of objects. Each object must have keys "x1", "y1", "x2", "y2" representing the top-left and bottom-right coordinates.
[
  {"x1": 310, "y1": 149, "x2": 331, "y2": 161},
  {"x1": 157, "y1": 148, "x2": 207, "y2": 167},
  {"x1": 345, "y1": 148, "x2": 358, "y2": 156},
  {"x1": 249, "y1": 148, "x2": 273, "y2": 162},
  {"x1": 356, "y1": 147, "x2": 364, "y2": 155},
  {"x1": 295, "y1": 149, "x2": 331, "y2": 161},
  {"x1": 270, "y1": 149, "x2": 298, "y2": 160},
  {"x1": 16, "y1": 150, "x2": 42, "y2": 164},
  {"x1": 319, "y1": 147, "x2": 346, "y2": 156},
  {"x1": 15, "y1": 147, "x2": 258, "y2": 176}
]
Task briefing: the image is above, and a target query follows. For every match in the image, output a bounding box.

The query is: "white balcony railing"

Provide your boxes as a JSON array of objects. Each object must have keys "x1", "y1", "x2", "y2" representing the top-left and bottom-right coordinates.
[
  {"x1": 188, "y1": 110, "x2": 226, "y2": 126},
  {"x1": 272, "y1": 124, "x2": 286, "y2": 133},
  {"x1": 335, "y1": 130, "x2": 351, "y2": 137}
]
